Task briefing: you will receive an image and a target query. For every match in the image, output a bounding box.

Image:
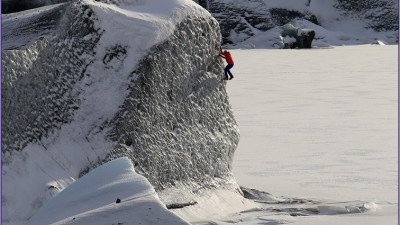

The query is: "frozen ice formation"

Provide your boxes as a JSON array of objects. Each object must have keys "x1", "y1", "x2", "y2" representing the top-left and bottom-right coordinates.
[{"x1": 2, "y1": 0, "x2": 240, "y2": 224}]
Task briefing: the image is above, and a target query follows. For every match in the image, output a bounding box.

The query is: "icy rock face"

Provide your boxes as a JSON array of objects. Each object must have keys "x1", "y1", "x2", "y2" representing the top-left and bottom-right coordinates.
[
  {"x1": 334, "y1": 0, "x2": 398, "y2": 31},
  {"x1": 2, "y1": 2, "x2": 100, "y2": 154},
  {"x1": 2, "y1": 0, "x2": 70, "y2": 14},
  {"x1": 105, "y1": 16, "x2": 239, "y2": 191},
  {"x1": 2, "y1": 0, "x2": 239, "y2": 224},
  {"x1": 2, "y1": 3, "x2": 69, "y2": 50}
]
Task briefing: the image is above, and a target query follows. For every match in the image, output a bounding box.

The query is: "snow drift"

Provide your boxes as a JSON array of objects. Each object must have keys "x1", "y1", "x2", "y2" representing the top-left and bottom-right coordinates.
[
  {"x1": 2, "y1": 0, "x2": 241, "y2": 224},
  {"x1": 26, "y1": 157, "x2": 190, "y2": 225}
]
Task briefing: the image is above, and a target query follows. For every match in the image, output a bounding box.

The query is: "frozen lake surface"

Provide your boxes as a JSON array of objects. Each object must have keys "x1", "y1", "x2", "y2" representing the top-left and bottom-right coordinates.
[{"x1": 225, "y1": 45, "x2": 397, "y2": 225}]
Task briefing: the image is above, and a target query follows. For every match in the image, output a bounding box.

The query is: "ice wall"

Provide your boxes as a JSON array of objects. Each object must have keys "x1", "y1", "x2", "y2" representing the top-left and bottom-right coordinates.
[
  {"x1": 2, "y1": 2, "x2": 99, "y2": 153},
  {"x1": 1, "y1": 0, "x2": 239, "y2": 224},
  {"x1": 105, "y1": 16, "x2": 239, "y2": 191}
]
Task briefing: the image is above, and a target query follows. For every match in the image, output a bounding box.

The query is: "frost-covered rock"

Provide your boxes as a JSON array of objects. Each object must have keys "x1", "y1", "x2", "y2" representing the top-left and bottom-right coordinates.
[
  {"x1": 2, "y1": 0, "x2": 240, "y2": 224},
  {"x1": 2, "y1": 0, "x2": 70, "y2": 14},
  {"x1": 195, "y1": 0, "x2": 318, "y2": 45},
  {"x1": 194, "y1": 0, "x2": 398, "y2": 47},
  {"x1": 334, "y1": 0, "x2": 398, "y2": 31}
]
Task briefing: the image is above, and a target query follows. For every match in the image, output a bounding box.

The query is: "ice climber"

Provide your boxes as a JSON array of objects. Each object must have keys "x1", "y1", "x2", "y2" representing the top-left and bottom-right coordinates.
[{"x1": 219, "y1": 47, "x2": 234, "y2": 80}]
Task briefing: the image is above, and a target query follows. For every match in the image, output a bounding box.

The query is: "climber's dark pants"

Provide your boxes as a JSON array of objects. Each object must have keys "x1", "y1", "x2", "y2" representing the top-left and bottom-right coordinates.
[{"x1": 224, "y1": 64, "x2": 234, "y2": 79}]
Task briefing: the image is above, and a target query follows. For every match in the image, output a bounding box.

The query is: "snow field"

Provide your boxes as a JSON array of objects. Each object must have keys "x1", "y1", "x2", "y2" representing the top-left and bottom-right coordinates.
[{"x1": 227, "y1": 45, "x2": 398, "y2": 224}]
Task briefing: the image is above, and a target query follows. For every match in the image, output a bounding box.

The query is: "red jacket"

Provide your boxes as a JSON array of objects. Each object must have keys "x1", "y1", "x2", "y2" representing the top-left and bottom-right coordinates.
[{"x1": 220, "y1": 49, "x2": 234, "y2": 64}]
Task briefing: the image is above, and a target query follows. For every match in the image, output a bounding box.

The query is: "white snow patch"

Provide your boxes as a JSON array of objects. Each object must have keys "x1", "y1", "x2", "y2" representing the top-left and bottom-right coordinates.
[
  {"x1": 167, "y1": 188, "x2": 259, "y2": 224},
  {"x1": 283, "y1": 36, "x2": 296, "y2": 44},
  {"x1": 27, "y1": 157, "x2": 189, "y2": 225}
]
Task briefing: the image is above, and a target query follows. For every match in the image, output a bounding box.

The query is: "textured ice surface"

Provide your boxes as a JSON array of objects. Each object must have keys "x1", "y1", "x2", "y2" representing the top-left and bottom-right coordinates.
[
  {"x1": 106, "y1": 15, "x2": 239, "y2": 190},
  {"x1": 1, "y1": 3, "x2": 70, "y2": 50},
  {"x1": 2, "y1": 1, "x2": 240, "y2": 224}
]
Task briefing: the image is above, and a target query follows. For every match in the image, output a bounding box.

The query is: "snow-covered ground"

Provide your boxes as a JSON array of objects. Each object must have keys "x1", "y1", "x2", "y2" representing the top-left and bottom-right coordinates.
[
  {"x1": 27, "y1": 157, "x2": 190, "y2": 225},
  {"x1": 217, "y1": 44, "x2": 397, "y2": 224}
]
